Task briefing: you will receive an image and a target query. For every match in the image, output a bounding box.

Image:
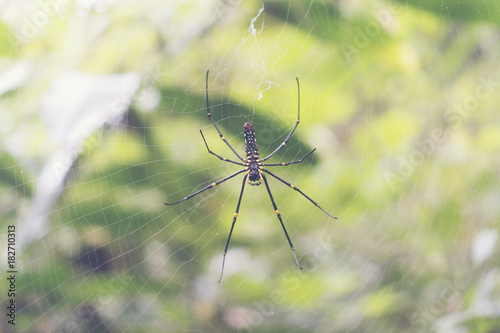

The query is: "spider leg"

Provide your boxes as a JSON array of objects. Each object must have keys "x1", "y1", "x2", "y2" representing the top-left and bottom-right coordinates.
[
  {"x1": 261, "y1": 77, "x2": 301, "y2": 162},
  {"x1": 200, "y1": 130, "x2": 245, "y2": 166},
  {"x1": 261, "y1": 148, "x2": 316, "y2": 167},
  {"x1": 164, "y1": 169, "x2": 246, "y2": 205},
  {"x1": 262, "y1": 174, "x2": 302, "y2": 269},
  {"x1": 219, "y1": 174, "x2": 248, "y2": 282},
  {"x1": 205, "y1": 70, "x2": 245, "y2": 161},
  {"x1": 263, "y1": 169, "x2": 337, "y2": 219}
]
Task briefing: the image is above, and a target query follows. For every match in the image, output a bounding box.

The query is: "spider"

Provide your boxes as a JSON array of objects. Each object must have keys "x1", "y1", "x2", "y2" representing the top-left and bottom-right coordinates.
[{"x1": 165, "y1": 70, "x2": 337, "y2": 282}]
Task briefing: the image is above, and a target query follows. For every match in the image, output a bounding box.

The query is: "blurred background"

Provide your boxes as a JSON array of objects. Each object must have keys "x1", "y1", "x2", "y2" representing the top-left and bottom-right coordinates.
[{"x1": 1, "y1": 0, "x2": 499, "y2": 332}]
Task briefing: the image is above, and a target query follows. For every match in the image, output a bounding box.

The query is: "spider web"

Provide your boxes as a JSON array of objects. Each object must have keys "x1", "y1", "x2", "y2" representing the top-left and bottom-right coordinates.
[{"x1": 1, "y1": 0, "x2": 500, "y2": 332}]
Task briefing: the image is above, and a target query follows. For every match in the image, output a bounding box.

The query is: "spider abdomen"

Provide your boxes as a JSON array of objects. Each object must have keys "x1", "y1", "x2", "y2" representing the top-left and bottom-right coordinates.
[
  {"x1": 244, "y1": 123, "x2": 263, "y2": 186},
  {"x1": 243, "y1": 122, "x2": 259, "y2": 158}
]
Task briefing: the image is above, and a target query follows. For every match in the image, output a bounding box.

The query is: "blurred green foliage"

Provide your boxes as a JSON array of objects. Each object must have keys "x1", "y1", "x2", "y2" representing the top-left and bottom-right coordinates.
[{"x1": 0, "y1": 0, "x2": 499, "y2": 332}]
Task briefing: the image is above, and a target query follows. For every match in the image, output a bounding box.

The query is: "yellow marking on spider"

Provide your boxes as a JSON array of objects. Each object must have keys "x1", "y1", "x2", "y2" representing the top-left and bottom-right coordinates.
[
  {"x1": 244, "y1": 167, "x2": 249, "y2": 170},
  {"x1": 275, "y1": 210, "x2": 280, "y2": 215},
  {"x1": 221, "y1": 136, "x2": 225, "y2": 140},
  {"x1": 282, "y1": 163, "x2": 285, "y2": 166},
  {"x1": 290, "y1": 184, "x2": 295, "y2": 189},
  {"x1": 282, "y1": 142, "x2": 286, "y2": 146},
  {"x1": 234, "y1": 213, "x2": 238, "y2": 218},
  {"x1": 208, "y1": 113, "x2": 211, "y2": 116},
  {"x1": 211, "y1": 183, "x2": 216, "y2": 187},
  {"x1": 259, "y1": 166, "x2": 263, "y2": 169},
  {"x1": 223, "y1": 158, "x2": 226, "y2": 161}
]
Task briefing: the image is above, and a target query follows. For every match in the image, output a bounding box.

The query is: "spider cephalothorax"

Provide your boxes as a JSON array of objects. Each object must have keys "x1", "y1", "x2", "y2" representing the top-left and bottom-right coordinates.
[{"x1": 165, "y1": 70, "x2": 337, "y2": 282}]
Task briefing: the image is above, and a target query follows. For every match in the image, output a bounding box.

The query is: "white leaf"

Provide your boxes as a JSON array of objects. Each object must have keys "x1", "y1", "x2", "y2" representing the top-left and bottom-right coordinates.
[{"x1": 472, "y1": 229, "x2": 499, "y2": 265}]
